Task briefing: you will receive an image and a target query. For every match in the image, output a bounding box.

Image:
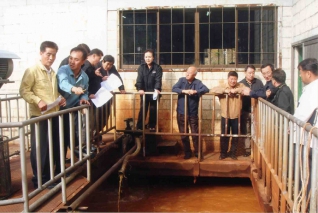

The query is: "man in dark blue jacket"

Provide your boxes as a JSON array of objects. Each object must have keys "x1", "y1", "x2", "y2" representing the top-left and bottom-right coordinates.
[
  {"x1": 240, "y1": 65, "x2": 264, "y2": 157},
  {"x1": 172, "y1": 66, "x2": 209, "y2": 159}
]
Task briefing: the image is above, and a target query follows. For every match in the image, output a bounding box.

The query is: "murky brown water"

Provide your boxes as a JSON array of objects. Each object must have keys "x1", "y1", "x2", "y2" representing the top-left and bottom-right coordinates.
[{"x1": 80, "y1": 175, "x2": 261, "y2": 212}]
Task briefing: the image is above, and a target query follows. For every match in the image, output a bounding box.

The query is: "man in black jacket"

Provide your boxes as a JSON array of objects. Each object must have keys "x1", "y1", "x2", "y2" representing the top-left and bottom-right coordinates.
[
  {"x1": 135, "y1": 49, "x2": 162, "y2": 131},
  {"x1": 83, "y1": 49, "x2": 104, "y2": 98},
  {"x1": 172, "y1": 66, "x2": 209, "y2": 159},
  {"x1": 94, "y1": 55, "x2": 126, "y2": 133},
  {"x1": 240, "y1": 65, "x2": 264, "y2": 157},
  {"x1": 271, "y1": 69, "x2": 294, "y2": 114}
]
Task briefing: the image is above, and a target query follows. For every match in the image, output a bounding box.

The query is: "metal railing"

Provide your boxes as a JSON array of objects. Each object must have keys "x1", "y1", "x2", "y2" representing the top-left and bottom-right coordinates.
[
  {"x1": 0, "y1": 105, "x2": 93, "y2": 212},
  {"x1": 114, "y1": 92, "x2": 250, "y2": 160},
  {"x1": 252, "y1": 98, "x2": 318, "y2": 213},
  {"x1": 0, "y1": 94, "x2": 30, "y2": 151}
]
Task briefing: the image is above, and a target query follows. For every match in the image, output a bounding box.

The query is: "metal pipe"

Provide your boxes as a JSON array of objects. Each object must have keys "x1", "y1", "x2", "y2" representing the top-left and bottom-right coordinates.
[
  {"x1": 118, "y1": 136, "x2": 142, "y2": 177},
  {"x1": 67, "y1": 138, "x2": 140, "y2": 212}
]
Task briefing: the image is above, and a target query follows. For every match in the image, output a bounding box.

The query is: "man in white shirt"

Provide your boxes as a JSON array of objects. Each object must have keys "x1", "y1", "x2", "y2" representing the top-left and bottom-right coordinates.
[
  {"x1": 293, "y1": 58, "x2": 318, "y2": 210},
  {"x1": 294, "y1": 58, "x2": 318, "y2": 126}
]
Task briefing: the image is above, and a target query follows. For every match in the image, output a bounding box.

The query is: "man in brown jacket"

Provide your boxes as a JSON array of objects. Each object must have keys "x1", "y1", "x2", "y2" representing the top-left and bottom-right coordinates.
[{"x1": 211, "y1": 71, "x2": 245, "y2": 160}]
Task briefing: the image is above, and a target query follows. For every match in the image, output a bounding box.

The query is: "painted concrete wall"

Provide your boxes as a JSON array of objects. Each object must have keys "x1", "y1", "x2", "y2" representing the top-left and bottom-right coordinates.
[{"x1": 292, "y1": 0, "x2": 318, "y2": 43}]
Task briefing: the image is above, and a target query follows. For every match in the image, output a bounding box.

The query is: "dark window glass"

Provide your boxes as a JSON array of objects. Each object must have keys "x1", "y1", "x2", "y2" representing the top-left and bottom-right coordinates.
[
  {"x1": 185, "y1": 24, "x2": 195, "y2": 52},
  {"x1": 185, "y1": 53, "x2": 195, "y2": 64},
  {"x1": 185, "y1": 8, "x2": 195, "y2": 23},
  {"x1": 250, "y1": 8, "x2": 261, "y2": 22},
  {"x1": 223, "y1": 23, "x2": 235, "y2": 48},
  {"x1": 120, "y1": 7, "x2": 276, "y2": 66},
  {"x1": 159, "y1": 9, "x2": 171, "y2": 24},
  {"x1": 238, "y1": 9, "x2": 248, "y2": 22},
  {"x1": 223, "y1": 8, "x2": 235, "y2": 22},
  {"x1": 172, "y1": 53, "x2": 183, "y2": 64},
  {"x1": 198, "y1": 8, "x2": 210, "y2": 23},
  {"x1": 262, "y1": 53, "x2": 275, "y2": 64},
  {"x1": 135, "y1": 25, "x2": 146, "y2": 53},
  {"x1": 238, "y1": 23, "x2": 248, "y2": 52},
  {"x1": 147, "y1": 25, "x2": 157, "y2": 51},
  {"x1": 237, "y1": 53, "x2": 248, "y2": 64},
  {"x1": 263, "y1": 8, "x2": 275, "y2": 22},
  {"x1": 210, "y1": 24, "x2": 222, "y2": 49},
  {"x1": 159, "y1": 25, "x2": 171, "y2": 52},
  {"x1": 135, "y1": 12, "x2": 146, "y2": 24},
  {"x1": 250, "y1": 23, "x2": 261, "y2": 52},
  {"x1": 210, "y1": 8, "x2": 222, "y2": 23},
  {"x1": 123, "y1": 26, "x2": 134, "y2": 53},
  {"x1": 172, "y1": 9, "x2": 183, "y2": 23},
  {"x1": 199, "y1": 24, "x2": 209, "y2": 52},
  {"x1": 122, "y1": 11, "x2": 133, "y2": 24},
  {"x1": 135, "y1": 53, "x2": 144, "y2": 64},
  {"x1": 123, "y1": 54, "x2": 134, "y2": 65},
  {"x1": 262, "y1": 23, "x2": 275, "y2": 52},
  {"x1": 160, "y1": 53, "x2": 171, "y2": 65},
  {"x1": 147, "y1": 11, "x2": 157, "y2": 24},
  {"x1": 172, "y1": 25, "x2": 183, "y2": 52}
]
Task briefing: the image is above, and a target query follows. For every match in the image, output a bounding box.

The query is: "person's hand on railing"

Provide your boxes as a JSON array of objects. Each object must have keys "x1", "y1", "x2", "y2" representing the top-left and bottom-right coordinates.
[
  {"x1": 120, "y1": 90, "x2": 126, "y2": 94},
  {"x1": 182, "y1": 89, "x2": 196, "y2": 95},
  {"x1": 59, "y1": 97, "x2": 66, "y2": 107},
  {"x1": 38, "y1": 100, "x2": 47, "y2": 111},
  {"x1": 266, "y1": 89, "x2": 271, "y2": 98},
  {"x1": 138, "y1": 90, "x2": 145, "y2": 95},
  {"x1": 241, "y1": 87, "x2": 251, "y2": 96},
  {"x1": 79, "y1": 99, "x2": 90, "y2": 105}
]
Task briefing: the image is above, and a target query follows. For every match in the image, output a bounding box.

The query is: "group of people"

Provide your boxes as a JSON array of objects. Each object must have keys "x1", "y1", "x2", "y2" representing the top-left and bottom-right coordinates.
[
  {"x1": 19, "y1": 40, "x2": 318, "y2": 188},
  {"x1": 19, "y1": 41, "x2": 125, "y2": 188}
]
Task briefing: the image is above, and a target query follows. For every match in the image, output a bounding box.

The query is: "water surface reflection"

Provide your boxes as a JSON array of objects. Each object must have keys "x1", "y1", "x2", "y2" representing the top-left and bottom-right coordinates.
[{"x1": 81, "y1": 175, "x2": 261, "y2": 212}]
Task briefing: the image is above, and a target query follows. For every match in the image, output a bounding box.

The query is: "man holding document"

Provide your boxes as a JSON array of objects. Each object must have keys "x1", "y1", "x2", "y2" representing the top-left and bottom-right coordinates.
[
  {"x1": 93, "y1": 55, "x2": 125, "y2": 130},
  {"x1": 19, "y1": 41, "x2": 66, "y2": 188}
]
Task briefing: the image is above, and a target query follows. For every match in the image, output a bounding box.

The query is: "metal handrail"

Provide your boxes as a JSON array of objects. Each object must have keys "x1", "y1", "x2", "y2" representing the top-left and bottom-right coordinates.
[{"x1": 253, "y1": 98, "x2": 318, "y2": 212}]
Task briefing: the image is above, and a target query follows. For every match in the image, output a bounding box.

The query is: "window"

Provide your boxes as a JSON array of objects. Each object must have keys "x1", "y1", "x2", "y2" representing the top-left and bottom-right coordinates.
[{"x1": 119, "y1": 6, "x2": 277, "y2": 68}]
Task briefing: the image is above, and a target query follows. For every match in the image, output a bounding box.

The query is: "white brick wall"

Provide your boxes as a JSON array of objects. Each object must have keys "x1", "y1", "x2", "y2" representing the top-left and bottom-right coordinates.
[{"x1": 292, "y1": 0, "x2": 318, "y2": 42}]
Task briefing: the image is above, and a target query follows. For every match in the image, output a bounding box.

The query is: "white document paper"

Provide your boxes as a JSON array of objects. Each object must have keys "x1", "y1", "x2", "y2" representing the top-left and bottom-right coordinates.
[
  {"x1": 41, "y1": 96, "x2": 62, "y2": 114},
  {"x1": 100, "y1": 74, "x2": 122, "y2": 91},
  {"x1": 91, "y1": 87, "x2": 113, "y2": 108}
]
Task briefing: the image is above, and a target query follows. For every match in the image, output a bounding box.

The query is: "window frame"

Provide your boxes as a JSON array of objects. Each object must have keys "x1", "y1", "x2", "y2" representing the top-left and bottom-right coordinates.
[{"x1": 118, "y1": 6, "x2": 277, "y2": 70}]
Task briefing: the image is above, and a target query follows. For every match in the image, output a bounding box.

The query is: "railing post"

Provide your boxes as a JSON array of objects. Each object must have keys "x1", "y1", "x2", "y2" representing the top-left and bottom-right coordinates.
[
  {"x1": 59, "y1": 114, "x2": 67, "y2": 204},
  {"x1": 19, "y1": 127, "x2": 29, "y2": 212},
  {"x1": 198, "y1": 96, "x2": 202, "y2": 161},
  {"x1": 85, "y1": 107, "x2": 91, "y2": 182}
]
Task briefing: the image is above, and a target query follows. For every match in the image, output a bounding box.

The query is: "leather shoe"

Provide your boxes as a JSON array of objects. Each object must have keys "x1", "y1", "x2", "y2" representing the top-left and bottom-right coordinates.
[
  {"x1": 229, "y1": 153, "x2": 238, "y2": 160},
  {"x1": 184, "y1": 153, "x2": 192, "y2": 159},
  {"x1": 219, "y1": 153, "x2": 227, "y2": 160},
  {"x1": 243, "y1": 152, "x2": 251, "y2": 157}
]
